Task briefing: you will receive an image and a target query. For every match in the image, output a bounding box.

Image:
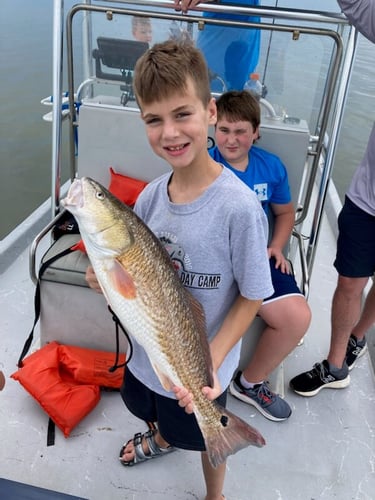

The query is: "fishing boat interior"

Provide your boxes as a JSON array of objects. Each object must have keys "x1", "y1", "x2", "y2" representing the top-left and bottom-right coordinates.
[{"x1": 1, "y1": 1, "x2": 374, "y2": 499}]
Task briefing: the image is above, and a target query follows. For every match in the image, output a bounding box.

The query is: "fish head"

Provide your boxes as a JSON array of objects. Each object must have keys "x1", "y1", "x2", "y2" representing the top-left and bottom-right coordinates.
[{"x1": 61, "y1": 177, "x2": 135, "y2": 258}]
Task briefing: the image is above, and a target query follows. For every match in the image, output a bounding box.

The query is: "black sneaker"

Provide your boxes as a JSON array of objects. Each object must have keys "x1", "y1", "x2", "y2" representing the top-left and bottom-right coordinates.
[
  {"x1": 345, "y1": 334, "x2": 367, "y2": 371},
  {"x1": 289, "y1": 360, "x2": 350, "y2": 397},
  {"x1": 229, "y1": 371, "x2": 292, "y2": 421}
]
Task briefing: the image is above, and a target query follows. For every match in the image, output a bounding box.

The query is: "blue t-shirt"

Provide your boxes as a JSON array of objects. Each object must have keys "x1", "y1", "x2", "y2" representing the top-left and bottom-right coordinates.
[
  {"x1": 196, "y1": 0, "x2": 260, "y2": 91},
  {"x1": 209, "y1": 145, "x2": 291, "y2": 215}
]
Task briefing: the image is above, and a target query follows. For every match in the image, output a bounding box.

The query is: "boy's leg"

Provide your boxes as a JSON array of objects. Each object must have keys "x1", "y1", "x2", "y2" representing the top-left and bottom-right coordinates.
[
  {"x1": 230, "y1": 263, "x2": 310, "y2": 420},
  {"x1": 119, "y1": 369, "x2": 172, "y2": 464},
  {"x1": 245, "y1": 294, "x2": 310, "y2": 381},
  {"x1": 201, "y1": 453, "x2": 226, "y2": 500}
]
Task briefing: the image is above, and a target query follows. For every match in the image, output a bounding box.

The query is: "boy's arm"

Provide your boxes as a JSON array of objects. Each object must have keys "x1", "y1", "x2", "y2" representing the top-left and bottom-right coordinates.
[
  {"x1": 269, "y1": 201, "x2": 295, "y2": 272},
  {"x1": 210, "y1": 295, "x2": 263, "y2": 373}
]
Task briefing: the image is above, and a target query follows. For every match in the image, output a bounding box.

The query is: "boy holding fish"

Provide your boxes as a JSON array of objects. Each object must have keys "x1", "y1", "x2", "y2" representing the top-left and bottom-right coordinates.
[{"x1": 84, "y1": 40, "x2": 273, "y2": 500}]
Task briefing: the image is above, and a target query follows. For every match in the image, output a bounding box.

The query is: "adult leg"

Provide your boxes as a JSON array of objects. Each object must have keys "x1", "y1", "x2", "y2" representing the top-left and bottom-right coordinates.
[
  {"x1": 201, "y1": 452, "x2": 226, "y2": 500},
  {"x1": 328, "y1": 275, "x2": 369, "y2": 369},
  {"x1": 351, "y1": 279, "x2": 375, "y2": 340}
]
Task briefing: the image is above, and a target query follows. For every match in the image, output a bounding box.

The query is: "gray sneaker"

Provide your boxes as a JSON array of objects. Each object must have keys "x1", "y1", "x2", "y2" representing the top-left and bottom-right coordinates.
[{"x1": 229, "y1": 371, "x2": 292, "y2": 422}]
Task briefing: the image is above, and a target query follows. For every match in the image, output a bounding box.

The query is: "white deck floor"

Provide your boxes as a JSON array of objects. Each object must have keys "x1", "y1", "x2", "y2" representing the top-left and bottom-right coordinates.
[{"x1": 1, "y1": 209, "x2": 374, "y2": 500}]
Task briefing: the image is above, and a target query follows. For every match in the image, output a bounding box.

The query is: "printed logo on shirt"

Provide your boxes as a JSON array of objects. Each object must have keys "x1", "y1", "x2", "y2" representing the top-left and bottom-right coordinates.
[
  {"x1": 159, "y1": 234, "x2": 221, "y2": 290},
  {"x1": 253, "y1": 183, "x2": 268, "y2": 202}
]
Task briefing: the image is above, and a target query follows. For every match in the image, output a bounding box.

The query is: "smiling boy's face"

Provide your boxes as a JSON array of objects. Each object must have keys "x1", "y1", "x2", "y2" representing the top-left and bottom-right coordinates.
[{"x1": 139, "y1": 78, "x2": 217, "y2": 171}]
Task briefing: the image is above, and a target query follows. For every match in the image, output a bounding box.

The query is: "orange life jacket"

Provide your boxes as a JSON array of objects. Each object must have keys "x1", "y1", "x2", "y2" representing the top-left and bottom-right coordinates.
[{"x1": 11, "y1": 341, "x2": 125, "y2": 437}]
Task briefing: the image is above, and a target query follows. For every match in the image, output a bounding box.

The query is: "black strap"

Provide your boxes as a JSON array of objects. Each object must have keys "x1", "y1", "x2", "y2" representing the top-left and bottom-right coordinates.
[
  {"x1": 17, "y1": 246, "x2": 75, "y2": 368},
  {"x1": 47, "y1": 417, "x2": 56, "y2": 447},
  {"x1": 107, "y1": 305, "x2": 133, "y2": 372}
]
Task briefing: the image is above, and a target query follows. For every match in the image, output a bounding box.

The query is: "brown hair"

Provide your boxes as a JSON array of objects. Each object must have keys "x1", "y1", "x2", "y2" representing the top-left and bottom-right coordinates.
[
  {"x1": 133, "y1": 40, "x2": 211, "y2": 107},
  {"x1": 215, "y1": 90, "x2": 260, "y2": 131}
]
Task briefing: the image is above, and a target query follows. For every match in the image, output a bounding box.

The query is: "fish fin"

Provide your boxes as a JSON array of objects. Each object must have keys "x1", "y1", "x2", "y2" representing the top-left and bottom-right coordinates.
[
  {"x1": 184, "y1": 290, "x2": 214, "y2": 388},
  {"x1": 150, "y1": 362, "x2": 173, "y2": 391},
  {"x1": 199, "y1": 404, "x2": 266, "y2": 468},
  {"x1": 108, "y1": 260, "x2": 137, "y2": 299}
]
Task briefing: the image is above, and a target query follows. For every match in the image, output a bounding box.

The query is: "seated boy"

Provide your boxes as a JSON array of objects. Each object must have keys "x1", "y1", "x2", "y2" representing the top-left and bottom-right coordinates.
[
  {"x1": 86, "y1": 43, "x2": 273, "y2": 499},
  {"x1": 209, "y1": 90, "x2": 311, "y2": 421}
]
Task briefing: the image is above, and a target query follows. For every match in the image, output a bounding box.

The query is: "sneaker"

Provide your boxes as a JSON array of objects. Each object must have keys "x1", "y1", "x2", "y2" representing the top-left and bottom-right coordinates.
[
  {"x1": 229, "y1": 372, "x2": 292, "y2": 422},
  {"x1": 345, "y1": 334, "x2": 367, "y2": 371},
  {"x1": 289, "y1": 360, "x2": 350, "y2": 397}
]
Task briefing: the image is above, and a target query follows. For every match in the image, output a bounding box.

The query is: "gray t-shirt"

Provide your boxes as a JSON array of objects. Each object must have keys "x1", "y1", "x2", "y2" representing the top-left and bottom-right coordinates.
[
  {"x1": 129, "y1": 167, "x2": 273, "y2": 398},
  {"x1": 338, "y1": 0, "x2": 375, "y2": 215}
]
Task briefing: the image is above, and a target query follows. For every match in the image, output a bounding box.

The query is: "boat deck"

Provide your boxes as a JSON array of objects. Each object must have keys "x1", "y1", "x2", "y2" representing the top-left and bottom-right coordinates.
[{"x1": 1, "y1": 206, "x2": 374, "y2": 500}]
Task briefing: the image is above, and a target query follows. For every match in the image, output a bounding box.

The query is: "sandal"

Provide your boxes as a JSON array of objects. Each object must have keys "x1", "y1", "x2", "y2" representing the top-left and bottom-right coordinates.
[{"x1": 119, "y1": 424, "x2": 175, "y2": 466}]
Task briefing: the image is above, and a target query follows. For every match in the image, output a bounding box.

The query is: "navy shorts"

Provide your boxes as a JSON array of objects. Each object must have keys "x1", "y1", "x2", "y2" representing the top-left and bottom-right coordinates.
[
  {"x1": 334, "y1": 196, "x2": 375, "y2": 278},
  {"x1": 263, "y1": 257, "x2": 303, "y2": 304},
  {"x1": 120, "y1": 368, "x2": 227, "y2": 451}
]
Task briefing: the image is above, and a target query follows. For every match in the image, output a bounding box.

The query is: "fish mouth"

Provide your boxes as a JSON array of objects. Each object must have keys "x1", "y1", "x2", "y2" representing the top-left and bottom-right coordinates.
[{"x1": 61, "y1": 178, "x2": 84, "y2": 209}]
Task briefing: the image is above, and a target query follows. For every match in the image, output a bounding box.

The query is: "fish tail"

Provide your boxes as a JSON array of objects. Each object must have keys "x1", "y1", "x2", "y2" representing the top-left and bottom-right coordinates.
[{"x1": 202, "y1": 407, "x2": 266, "y2": 468}]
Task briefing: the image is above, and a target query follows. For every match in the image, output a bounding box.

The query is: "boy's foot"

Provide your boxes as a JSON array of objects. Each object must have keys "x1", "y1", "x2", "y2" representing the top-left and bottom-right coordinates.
[
  {"x1": 346, "y1": 334, "x2": 367, "y2": 371},
  {"x1": 289, "y1": 360, "x2": 350, "y2": 397},
  {"x1": 229, "y1": 371, "x2": 292, "y2": 422},
  {"x1": 119, "y1": 426, "x2": 175, "y2": 466}
]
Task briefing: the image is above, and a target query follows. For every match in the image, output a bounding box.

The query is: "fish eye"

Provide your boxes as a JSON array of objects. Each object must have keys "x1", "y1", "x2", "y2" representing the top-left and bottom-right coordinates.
[{"x1": 96, "y1": 190, "x2": 105, "y2": 200}]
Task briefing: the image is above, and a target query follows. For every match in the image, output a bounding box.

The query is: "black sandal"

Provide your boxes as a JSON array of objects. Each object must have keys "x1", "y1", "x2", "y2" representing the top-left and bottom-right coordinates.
[{"x1": 119, "y1": 423, "x2": 175, "y2": 467}]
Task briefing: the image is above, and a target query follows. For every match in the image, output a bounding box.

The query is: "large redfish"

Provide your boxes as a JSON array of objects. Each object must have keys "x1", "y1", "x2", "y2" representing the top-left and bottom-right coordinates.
[{"x1": 62, "y1": 177, "x2": 265, "y2": 467}]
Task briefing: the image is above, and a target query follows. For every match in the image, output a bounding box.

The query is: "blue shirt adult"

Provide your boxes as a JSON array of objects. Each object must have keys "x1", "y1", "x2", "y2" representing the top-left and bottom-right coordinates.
[
  {"x1": 196, "y1": 0, "x2": 261, "y2": 91},
  {"x1": 209, "y1": 144, "x2": 291, "y2": 216}
]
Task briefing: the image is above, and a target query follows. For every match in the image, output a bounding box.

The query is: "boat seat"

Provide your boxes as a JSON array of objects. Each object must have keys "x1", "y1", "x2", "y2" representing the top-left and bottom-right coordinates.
[{"x1": 38, "y1": 100, "x2": 310, "y2": 394}]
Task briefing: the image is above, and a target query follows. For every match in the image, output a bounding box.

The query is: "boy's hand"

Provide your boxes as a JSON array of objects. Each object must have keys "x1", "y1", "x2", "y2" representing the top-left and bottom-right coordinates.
[
  {"x1": 268, "y1": 247, "x2": 291, "y2": 274},
  {"x1": 173, "y1": 371, "x2": 222, "y2": 414},
  {"x1": 85, "y1": 265, "x2": 103, "y2": 293}
]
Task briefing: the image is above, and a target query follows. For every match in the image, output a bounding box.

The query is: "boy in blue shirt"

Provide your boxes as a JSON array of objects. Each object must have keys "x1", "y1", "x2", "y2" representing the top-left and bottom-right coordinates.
[{"x1": 210, "y1": 90, "x2": 311, "y2": 421}]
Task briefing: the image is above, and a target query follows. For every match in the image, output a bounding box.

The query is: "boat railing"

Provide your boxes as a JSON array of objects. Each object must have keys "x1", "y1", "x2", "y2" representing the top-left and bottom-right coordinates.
[{"x1": 26, "y1": 0, "x2": 359, "y2": 396}]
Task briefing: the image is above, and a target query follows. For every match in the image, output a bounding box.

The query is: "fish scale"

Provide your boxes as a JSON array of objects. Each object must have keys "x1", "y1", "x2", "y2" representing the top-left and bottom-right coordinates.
[{"x1": 62, "y1": 176, "x2": 266, "y2": 467}]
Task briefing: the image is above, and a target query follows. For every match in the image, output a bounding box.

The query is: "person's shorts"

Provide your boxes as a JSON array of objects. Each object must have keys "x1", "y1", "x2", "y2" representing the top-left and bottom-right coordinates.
[
  {"x1": 334, "y1": 196, "x2": 375, "y2": 278},
  {"x1": 263, "y1": 257, "x2": 303, "y2": 304},
  {"x1": 120, "y1": 368, "x2": 227, "y2": 451}
]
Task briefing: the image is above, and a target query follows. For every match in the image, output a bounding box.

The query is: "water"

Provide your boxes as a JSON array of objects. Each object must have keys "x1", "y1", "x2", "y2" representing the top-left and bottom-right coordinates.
[{"x1": 1, "y1": 0, "x2": 374, "y2": 240}]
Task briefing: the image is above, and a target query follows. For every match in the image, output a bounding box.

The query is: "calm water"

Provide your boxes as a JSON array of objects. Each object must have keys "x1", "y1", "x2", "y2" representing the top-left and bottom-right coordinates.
[{"x1": 1, "y1": 0, "x2": 374, "y2": 239}]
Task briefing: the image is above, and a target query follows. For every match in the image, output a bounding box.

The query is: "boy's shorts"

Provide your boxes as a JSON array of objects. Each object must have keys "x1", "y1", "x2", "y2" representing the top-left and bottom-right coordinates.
[
  {"x1": 334, "y1": 196, "x2": 375, "y2": 278},
  {"x1": 120, "y1": 368, "x2": 227, "y2": 451},
  {"x1": 263, "y1": 257, "x2": 303, "y2": 304}
]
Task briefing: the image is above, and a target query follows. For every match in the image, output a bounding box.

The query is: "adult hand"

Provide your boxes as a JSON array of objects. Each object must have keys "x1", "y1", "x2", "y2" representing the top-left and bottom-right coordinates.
[
  {"x1": 173, "y1": 0, "x2": 207, "y2": 14},
  {"x1": 85, "y1": 265, "x2": 103, "y2": 293}
]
